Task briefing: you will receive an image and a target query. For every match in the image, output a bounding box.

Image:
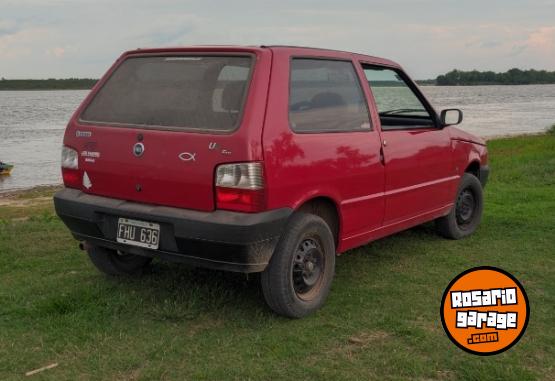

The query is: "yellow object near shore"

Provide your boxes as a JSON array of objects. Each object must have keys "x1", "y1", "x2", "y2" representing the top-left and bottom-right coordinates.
[{"x1": 0, "y1": 164, "x2": 14, "y2": 176}]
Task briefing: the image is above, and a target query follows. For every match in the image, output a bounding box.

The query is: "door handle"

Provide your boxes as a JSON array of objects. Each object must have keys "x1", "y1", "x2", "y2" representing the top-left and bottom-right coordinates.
[{"x1": 379, "y1": 146, "x2": 385, "y2": 166}]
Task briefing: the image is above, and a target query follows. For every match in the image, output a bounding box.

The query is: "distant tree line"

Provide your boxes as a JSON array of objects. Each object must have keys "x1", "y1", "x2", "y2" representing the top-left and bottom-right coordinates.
[
  {"x1": 2, "y1": 68, "x2": 555, "y2": 89},
  {"x1": 415, "y1": 79, "x2": 436, "y2": 86},
  {"x1": 0, "y1": 78, "x2": 98, "y2": 90},
  {"x1": 435, "y1": 69, "x2": 555, "y2": 86}
]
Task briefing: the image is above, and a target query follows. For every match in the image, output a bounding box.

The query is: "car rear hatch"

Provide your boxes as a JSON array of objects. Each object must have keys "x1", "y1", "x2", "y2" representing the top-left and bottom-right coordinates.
[{"x1": 63, "y1": 47, "x2": 270, "y2": 212}]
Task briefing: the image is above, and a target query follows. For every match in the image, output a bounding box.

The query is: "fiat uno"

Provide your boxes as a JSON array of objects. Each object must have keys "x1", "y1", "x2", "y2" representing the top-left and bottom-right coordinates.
[{"x1": 54, "y1": 46, "x2": 489, "y2": 318}]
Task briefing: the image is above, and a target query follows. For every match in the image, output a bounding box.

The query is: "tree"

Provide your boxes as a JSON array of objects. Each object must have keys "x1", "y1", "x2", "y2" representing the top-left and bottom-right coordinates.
[{"x1": 435, "y1": 68, "x2": 555, "y2": 86}]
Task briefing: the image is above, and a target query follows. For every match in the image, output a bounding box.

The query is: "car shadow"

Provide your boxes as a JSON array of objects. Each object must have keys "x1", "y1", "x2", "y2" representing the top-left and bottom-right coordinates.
[{"x1": 99, "y1": 222, "x2": 443, "y2": 321}]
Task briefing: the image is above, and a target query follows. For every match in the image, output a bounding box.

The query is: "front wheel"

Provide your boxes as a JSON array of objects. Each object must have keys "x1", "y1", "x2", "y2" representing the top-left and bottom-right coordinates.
[
  {"x1": 436, "y1": 173, "x2": 484, "y2": 239},
  {"x1": 86, "y1": 244, "x2": 152, "y2": 276},
  {"x1": 261, "y1": 213, "x2": 336, "y2": 318}
]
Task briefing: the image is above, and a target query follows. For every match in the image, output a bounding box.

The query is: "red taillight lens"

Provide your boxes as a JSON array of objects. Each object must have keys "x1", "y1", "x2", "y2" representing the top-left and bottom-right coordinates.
[
  {"x1": 215, "y1": 162, "x2": 265, "y2": 212},
  {"x1": 61, "y1": 146, "x2": 81, "y2": 189},
  {"x1": 216, "y1": 187, "x2": 265, "y2": 212},
  {"x1": 62, "y1": 168, "x2": 81, "y2": 189}
]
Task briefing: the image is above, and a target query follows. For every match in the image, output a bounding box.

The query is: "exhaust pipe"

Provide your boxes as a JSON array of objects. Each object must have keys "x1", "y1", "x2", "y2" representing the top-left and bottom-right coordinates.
[{"x1": 78, "y1": 241, "x2": 92, "y2": 251}]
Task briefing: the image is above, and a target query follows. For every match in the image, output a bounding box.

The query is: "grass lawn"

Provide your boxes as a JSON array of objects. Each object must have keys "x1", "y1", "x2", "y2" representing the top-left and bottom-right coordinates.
[{"x1": 1, "y1": 133, "x2": 554, "y2": 380}]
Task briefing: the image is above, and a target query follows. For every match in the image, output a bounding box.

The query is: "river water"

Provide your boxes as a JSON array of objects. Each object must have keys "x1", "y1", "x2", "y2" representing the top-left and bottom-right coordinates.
[{"x1": 1, "y1": 85, "x2": 554, "y2": 192}]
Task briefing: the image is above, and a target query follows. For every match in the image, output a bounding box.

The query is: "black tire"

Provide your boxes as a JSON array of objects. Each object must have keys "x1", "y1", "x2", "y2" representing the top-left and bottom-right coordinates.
[
  {"x1": 86, "y1": 244, "x2": 152, "y2": 276},
  {"x1": 261, "y1": 213, "x2": 336, "y2": 318},
  {"x1": 436, "y1": 173, "x2": 484, "y2": 239}
]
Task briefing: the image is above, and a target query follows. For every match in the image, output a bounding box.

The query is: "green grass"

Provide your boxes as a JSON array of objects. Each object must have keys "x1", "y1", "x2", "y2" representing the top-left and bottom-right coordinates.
[{"x1": 1, "y1": 134, "x2": 554, "y2": 380}]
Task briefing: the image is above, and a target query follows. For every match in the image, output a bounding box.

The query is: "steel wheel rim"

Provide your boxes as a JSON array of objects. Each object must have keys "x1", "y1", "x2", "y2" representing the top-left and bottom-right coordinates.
[
  {"x1": 292, "y1": 237, "x2": 325, "y2": 301},
  {"x1": 456, "y1": 188, "x2": 476, "y2": 228}
]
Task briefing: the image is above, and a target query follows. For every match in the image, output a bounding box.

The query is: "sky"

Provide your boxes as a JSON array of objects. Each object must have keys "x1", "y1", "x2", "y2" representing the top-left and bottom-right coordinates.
[{"x1": 1, "y1": 0, "x2": 555, "y2": 79}]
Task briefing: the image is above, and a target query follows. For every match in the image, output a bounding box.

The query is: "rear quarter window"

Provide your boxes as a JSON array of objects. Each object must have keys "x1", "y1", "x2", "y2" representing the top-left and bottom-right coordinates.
[
  {"x1": 80, "y1": 55, "x2": 253, "y2": 132},
  {"x1": 289, "y1": 58, "x2": 371, "y2": 133}
]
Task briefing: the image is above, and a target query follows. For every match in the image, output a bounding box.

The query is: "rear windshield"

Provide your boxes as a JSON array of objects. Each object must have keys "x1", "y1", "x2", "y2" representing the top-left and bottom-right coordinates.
[{"x1": 80, "y1": 55, "x2": 253, "y2": 131}]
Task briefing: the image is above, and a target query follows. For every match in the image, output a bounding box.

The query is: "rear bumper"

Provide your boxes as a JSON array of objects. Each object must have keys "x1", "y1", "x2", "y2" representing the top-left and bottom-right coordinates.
[
  {"x1": 479, "y1": 165, "x2": 490, "y2": 188},
  {"x1": 54, "y1": 188, "x2": 292, "y2": 273}
]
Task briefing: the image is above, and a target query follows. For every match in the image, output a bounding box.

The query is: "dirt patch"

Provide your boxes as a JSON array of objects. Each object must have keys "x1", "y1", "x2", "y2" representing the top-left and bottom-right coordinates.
[
  {"x1": 0, "y1": 186, "x2": 57, "y2": 220},
  {"x1": 348, "y1": 331, "x2": 390, "y2": 345},
  {"x1": 0, "y1": 185, "x2": 60, "y2": 209},
  {"x1": 0, "y1": 196, "x2": 53, "y2": 208},
  {"x1": 321, "y1": 330, "x2": 391, "y2": 361},
  {"x1": 0, "y1": 185, "x2": 61, "y2": 199},
  {"x1": 185, "y1": 317, "x2": 224, "y2": 337},
  {"x1": 116, "y1": 366, "x2": 145, "y2": 381}
]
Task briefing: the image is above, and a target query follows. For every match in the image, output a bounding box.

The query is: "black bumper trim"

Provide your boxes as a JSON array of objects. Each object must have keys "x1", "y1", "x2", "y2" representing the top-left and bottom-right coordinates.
[
  {"x1": 479, "y1": 165, "x2": 490, "y2": 188},
  {"x1": 54, "y1": 188, "x2": 293, "y2": 273},
  {"x1": 78, "y1": 234, "x2": 270, "y2": 273}
]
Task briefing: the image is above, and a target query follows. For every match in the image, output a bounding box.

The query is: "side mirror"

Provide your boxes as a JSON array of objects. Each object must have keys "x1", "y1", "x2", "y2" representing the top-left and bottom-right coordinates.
[{"x1": 440, "y1": 109, "x2": 463, "y2": 126}]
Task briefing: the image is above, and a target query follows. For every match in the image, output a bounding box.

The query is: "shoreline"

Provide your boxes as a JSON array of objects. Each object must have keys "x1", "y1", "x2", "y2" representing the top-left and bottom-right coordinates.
[{"x1": 0, "y1": 185, "x2": 62, "y2": 199}]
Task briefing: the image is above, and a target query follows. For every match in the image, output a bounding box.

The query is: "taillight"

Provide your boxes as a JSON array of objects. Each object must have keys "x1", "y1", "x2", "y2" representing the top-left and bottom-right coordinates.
[
  {"x1": 61, "y1": 146, "x2": 81, "y2": 189},
  {"x1": 215, "y1": 163, "x2": 265, "y2": 212}
]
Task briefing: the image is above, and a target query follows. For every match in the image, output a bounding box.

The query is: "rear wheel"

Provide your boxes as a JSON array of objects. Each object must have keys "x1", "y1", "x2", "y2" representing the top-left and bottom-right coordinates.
[
  {"x1": 261, "y1": 213, "x2": 336, "y2": 318},
  {"x1": 86, "y1": 244, "x2": 152, "y2": 276},
  {"x1": 436, "y1": 173, "x2": 484, "y2": 239}
]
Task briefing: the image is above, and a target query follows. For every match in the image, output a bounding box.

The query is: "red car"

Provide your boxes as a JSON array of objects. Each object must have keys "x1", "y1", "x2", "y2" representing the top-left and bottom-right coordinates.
[{"x1": 54, "y1": 46, "x2": 489, "y2": 317}]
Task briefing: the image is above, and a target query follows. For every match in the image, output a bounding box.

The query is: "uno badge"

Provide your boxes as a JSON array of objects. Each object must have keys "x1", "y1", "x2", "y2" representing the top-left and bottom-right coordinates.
[{"x1": 440, "y1": 266, "x2": 529, "y2": 355}]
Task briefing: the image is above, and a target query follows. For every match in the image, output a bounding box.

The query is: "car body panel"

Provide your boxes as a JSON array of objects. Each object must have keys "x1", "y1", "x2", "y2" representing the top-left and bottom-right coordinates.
[
  {"x1": 378, "y1": 128, "x2": 457, "y2": 225},
  {"x1": 63, "y1": 47, "x2": 272, "y2": 211},
  {"x1": 262, "y1": 47, "x2": 386, "y2": 248}
]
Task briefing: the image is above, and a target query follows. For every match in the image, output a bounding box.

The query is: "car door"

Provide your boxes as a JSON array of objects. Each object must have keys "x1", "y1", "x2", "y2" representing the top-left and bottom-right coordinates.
[
  {"x1": 361, "y1": 64, "x2": 456, "y2": 225},
  {"x1": 262, "y1": 50, "x2": 386, "y2": 249}
]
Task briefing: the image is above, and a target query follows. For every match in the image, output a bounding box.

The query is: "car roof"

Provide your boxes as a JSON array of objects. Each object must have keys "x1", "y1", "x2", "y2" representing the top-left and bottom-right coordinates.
[
  {"x1": 122, "y1": 45, "x2": 400, "y2": 68},
  {"x1": 265, "y1": 45, "x2": 399, "y2": 67}
]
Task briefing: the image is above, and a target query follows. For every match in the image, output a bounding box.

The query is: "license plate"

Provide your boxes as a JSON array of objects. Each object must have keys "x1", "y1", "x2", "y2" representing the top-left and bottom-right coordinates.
[{"x1": 116, "y1": 218, "x2": 160, "y2": 249}]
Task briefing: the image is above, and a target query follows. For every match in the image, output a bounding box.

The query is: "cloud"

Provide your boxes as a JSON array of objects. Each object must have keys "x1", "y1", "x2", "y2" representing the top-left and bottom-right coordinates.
[
  {"x1": 0, "y1": 19, "x2": 19, "y2": 36},
  {"x1": 508, "y1": 26, "x2": 555, "y2": 58},
  {"x1": 509, "y1": 44, "x2": 528, "y2": 56},
  {"x1": 526, "y1": 26, "x2": 555, "y2": 49},
  {"x1": 0, "y1": 26, "x2": 52, "y2": 59},
  {"x1": 46, "y1": 47, "x2": 65, "y2": 57},
  {"x1": 130, "y1": 13, "x2": 202, "y2": 46},
  {"x1": 480, "y1": 41, "x2": 502, "y2": 49},
  {"x1": 1, "y1": 1, "x2": 555, "y2": 78}
]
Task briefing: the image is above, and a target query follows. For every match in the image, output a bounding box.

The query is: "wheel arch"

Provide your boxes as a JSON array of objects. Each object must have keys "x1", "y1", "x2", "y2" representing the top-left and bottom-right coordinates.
[
  {"x1": 295, "y1": 196, "x2": 341, "y2": 247},
  {"x1": 465, "y1": 160, "x2": 481, "y2": 178}
]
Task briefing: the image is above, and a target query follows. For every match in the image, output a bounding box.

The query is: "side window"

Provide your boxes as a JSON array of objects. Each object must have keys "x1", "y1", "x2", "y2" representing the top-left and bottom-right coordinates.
[
  {"x1": 362, "y1": 65, "x2": 436, "y2": 130},
  {"x1": 289, "y1": 59, "x2": 371, "y2": 132}
]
